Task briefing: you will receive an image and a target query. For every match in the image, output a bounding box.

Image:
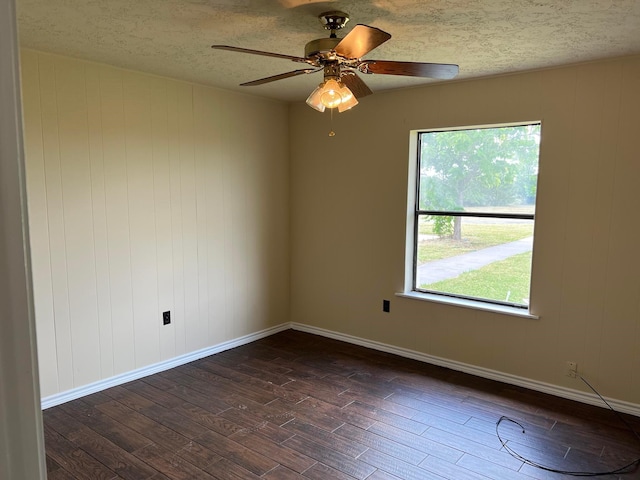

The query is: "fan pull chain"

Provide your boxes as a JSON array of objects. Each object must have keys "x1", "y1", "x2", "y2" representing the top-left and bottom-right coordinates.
[{"x1": 329, "y1": 107, "x2": 336, "y2": 137}]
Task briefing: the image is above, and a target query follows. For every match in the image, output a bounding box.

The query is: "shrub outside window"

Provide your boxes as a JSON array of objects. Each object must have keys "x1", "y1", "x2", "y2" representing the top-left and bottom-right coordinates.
[{"x1": 413, "y1": 123, "x2": 541, "y2": 308}]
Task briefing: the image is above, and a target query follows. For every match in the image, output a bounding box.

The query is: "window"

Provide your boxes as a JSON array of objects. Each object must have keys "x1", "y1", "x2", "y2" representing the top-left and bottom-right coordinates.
[{"x1": 409, "y1": 123, "x2": 541, "y2": 309}]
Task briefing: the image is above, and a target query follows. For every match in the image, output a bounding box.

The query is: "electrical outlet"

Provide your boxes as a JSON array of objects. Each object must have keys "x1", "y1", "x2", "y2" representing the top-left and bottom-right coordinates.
[
  {"x1": 565, "y1": 361, "x2": 577, "y2": 378},
  {"x1": 163, "y1": 311, "x2": 171, "y2": 325},
  {"x1": 383, "y1": 299, "x2": 390, "y2": 312}
]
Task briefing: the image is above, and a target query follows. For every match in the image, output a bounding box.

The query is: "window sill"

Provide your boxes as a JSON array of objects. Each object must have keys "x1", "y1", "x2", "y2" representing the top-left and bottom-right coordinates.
[{"x1": 395, "y1": 291, "x2": 539, "y2": 319}]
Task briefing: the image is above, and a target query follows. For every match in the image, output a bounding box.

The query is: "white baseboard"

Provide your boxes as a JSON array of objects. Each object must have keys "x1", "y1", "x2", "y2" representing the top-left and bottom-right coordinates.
[
  {"x1": 41, "y1": 323, "x2": 290, "y2": 409},
  {"x1": 290, "y1": 323, "x2": 640, "y2": 418},
  {"x1": 42, "y1": 321, "x2": 640, "y2": 418}
]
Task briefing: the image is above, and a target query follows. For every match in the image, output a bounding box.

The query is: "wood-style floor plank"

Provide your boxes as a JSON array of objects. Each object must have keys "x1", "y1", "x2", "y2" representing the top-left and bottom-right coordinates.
[
  {"x1": 43, "y1": 330, "x2": 640, "y2": 479},
  {"x1": 44, "y1": 406, "x2": 158, "y2": 479},
  {"x1": 43, "y1": 425, "x2": 122, "y2": 480}
]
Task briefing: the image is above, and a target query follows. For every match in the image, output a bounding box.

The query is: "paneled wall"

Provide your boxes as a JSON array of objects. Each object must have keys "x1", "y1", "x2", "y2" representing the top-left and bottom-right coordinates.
[
  {"x1": 21, "y1": 50, "x2": 290, "y2": 398},
  {"x1": 290, "y1": 56, "x2": 640, "y2": 406}
]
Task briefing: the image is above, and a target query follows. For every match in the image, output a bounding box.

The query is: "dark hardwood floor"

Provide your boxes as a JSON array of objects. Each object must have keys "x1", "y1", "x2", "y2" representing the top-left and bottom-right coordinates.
[{"x1": 43, "y1": 330, "x2": 640, "y2": 480}]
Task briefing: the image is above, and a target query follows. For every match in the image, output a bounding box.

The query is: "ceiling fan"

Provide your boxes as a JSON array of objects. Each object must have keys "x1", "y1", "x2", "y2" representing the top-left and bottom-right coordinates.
[{"x1": 211, "y1": 11, "x2": 459, "y2": 113}]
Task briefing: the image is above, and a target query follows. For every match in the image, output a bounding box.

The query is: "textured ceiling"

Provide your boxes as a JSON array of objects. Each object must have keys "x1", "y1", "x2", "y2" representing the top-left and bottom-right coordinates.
[{"x1": 17, "y1": 0, "x2": 640, "y2": 102}]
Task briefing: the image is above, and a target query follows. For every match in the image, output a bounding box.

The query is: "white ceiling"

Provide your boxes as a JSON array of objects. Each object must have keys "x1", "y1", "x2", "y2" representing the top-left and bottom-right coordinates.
[{"x1": 17, "y1": 0, "x2": 640, "y2": 102}]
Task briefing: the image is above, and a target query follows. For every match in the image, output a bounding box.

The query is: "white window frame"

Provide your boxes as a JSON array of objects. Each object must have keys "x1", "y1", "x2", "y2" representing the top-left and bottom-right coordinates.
[{"x1": 399, "y1": 122, "x2": 541, "y2": 319}]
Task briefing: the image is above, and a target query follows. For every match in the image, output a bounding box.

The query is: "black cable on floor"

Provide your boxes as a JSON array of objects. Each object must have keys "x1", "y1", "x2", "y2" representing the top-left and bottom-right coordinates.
[{"x1": 495, "y1": 375, "x2": 640, "y2": 477}]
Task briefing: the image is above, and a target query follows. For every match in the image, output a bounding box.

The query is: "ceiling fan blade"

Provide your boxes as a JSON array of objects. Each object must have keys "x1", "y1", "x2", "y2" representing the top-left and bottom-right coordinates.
[
  {"x1": 360, "y1": 60, "x2": 459, "y2": 79},
  {"x1": 240, "y1": 68, "x2": 320, "y2": 86},
  {"x1": 212, "y1": 45, "x2": 309, "y2": 64},
  {"x1": 334, "y1": 25, "x2": 392, "y2": 59},
  {"x1": 340, "y1": 72, "x2": 373, "y2": 98}
]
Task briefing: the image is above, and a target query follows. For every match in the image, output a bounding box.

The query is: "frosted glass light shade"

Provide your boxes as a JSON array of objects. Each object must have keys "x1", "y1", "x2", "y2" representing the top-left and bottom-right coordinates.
[
  {"x1": 320, "y1": 79, "x2": 342, "y2": 108},
  {"x1": 338, "y1": 83, "x2": 358, "y2": 112},
  {"x1": 306, "y1": 84, "x2": 326, "y2": 112}
]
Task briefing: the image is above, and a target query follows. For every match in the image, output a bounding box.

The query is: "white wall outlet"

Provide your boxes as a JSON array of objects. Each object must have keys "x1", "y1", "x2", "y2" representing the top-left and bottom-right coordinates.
[{"x1": 566, "y1": 361, "x2": 578, "y2": 378}]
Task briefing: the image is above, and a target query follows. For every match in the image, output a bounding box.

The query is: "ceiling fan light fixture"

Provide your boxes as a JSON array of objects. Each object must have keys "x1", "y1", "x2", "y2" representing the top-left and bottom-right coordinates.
[{"x1": 305, "y1": 78, "x2": 358, "y2": 113}]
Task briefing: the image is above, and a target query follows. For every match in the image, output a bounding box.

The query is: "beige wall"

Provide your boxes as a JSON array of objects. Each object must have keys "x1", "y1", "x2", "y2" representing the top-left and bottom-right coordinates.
[
  {"x1": 290, "y1": 56, "x2": 640, "y2": 405},
  {"x1": 21, "y1": 50, "x2": 290, "y2": 398}
]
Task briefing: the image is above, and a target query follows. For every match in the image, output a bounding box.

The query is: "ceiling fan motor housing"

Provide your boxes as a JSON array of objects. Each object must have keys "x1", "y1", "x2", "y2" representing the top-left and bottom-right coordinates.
[{"x1": 304, "y1": 37, "x2": 341, "y2": 59}]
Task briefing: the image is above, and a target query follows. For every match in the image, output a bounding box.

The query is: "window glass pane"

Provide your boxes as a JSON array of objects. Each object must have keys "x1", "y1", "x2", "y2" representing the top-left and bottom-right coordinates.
[
  {"x1": 418, "y1": 124, "x2": 541, "y2": 214},
  {"x1": 416, "y1": 216, "x2": 534, "y2": 306}
]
